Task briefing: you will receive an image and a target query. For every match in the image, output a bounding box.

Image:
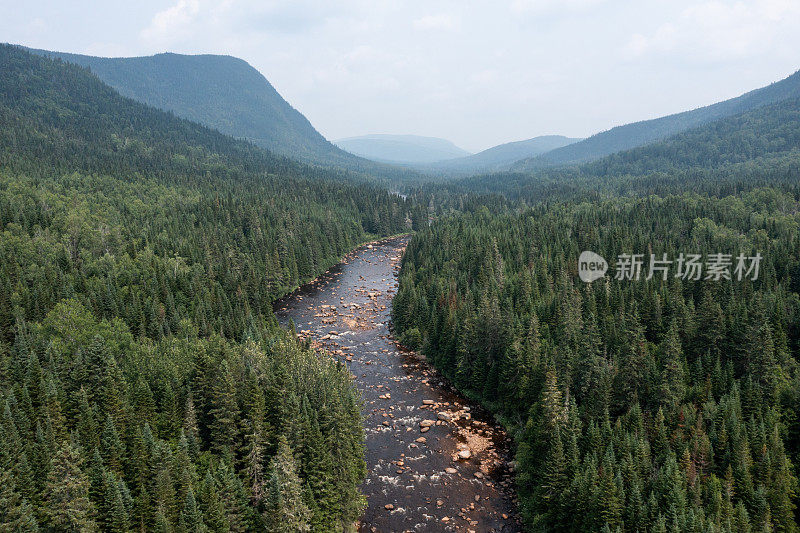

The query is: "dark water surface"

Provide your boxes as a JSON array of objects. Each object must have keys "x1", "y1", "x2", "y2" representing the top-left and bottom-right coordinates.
[{"x1": 276, "y1": 237, "x2": 520, "y2": 532}]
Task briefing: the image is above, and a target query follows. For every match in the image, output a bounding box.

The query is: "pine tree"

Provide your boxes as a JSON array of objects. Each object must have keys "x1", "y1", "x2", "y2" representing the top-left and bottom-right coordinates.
[
  {"x1": 598, "y1": 449, "x2": 622, "y2": 529},
  {"x1": 75, "y1": 388, "x2": 99, "y2": 453},
  {"x1": 100, "y1": 415, "x2": 126, "y2": 477},
  {"x1": 153, "y1": 504, "x2": 172, "y2": 533},
  {"x1": 659, "y1": 321, "x2": 686, "y2": 414},
  {"x1": 104, "y1": 472, "x2": 130, "y2": 532},
  {"x1": 0, "y1": 466, "x2": 39, "y2": 531},
  {"x1": 264, "y1": 437, "x2": 310, "y2": 532},
  {"x1": 183, "y1": 392, "x2": 200, "y2": 460},
  {"x1": 179, "y1": 486, "x2": 204, "y2": 533},
  {"x1": 43, "y1": 442, "x2": 98, "y2": 531},
  {"x1": 542, "y1": 370, "x2": 567, "y2": 430},
  {"x1": 209, "y1": 359, "x2": 240, "y2": 462},
  {"x1": 538, "y1": 429, "x2": 567, "y2": 524}
]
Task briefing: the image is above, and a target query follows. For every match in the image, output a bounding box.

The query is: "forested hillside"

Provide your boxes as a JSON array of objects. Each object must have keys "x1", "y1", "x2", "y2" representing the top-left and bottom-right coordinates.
[
  {"x1": 28, "y1": 47, "x2": 422, "y2": 184},
  {"x1": 394, "y1": 192, "x2": 800, "y2": 531},
  {"x1": 449, "y1": 96, "x2": 800, "y2": 204},
  {"x1": 512, "y1": 68, "x2": 800, "y2": 169},
  {"x1": 0, "y1": 44, "x2": 414, "y2": 530}
]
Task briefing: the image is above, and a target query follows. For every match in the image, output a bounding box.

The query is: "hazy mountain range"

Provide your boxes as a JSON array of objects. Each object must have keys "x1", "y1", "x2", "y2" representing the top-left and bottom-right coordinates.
[
  {"x1": 25, "y1": 46, "x2": 800, "y2": 182},
  {"x1": 420, "y1": 135, "x2": 581, "y2": 175},
  {"x1": 335, "y1": 134, "x2": 471, "y2": 164},
  {"x1": 513, "y1": 68, "x2": 800, "y2": 170}
]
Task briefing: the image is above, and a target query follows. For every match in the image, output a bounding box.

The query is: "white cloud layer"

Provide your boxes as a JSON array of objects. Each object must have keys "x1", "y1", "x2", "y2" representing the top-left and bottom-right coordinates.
[
  {"x1": 3, "y1": 0, "x2": 800, "y2": 151},
  {"x1": 626, "y1": 0, "x2": 800, "y2": 63}
]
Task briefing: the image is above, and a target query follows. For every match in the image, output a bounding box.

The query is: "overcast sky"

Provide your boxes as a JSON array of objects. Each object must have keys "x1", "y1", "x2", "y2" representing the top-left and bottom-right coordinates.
[{"x1": 3, "y1": 0, "x2": 800, "y2": 152}]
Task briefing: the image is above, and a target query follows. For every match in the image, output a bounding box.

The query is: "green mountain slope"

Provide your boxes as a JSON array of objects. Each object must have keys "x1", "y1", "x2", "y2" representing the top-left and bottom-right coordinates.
[
  {"x1": 28, "y1": 47, "x2": 420, "y2": 182},
  {"x1": 581, "y1": 96, "x2": 800, "y2": 177},
  {"x1": 335, "y1": 134, "x2": 471, "y2": 164},
  {"x1": 452, "y1": 95, "x2": 800, "y2": 202},
  {"x1": 513, "y1": 68, "x2": 800, "y2": 169},
  {"x1": 0, "y1": 43, "x2": 417, "y2": 530}
]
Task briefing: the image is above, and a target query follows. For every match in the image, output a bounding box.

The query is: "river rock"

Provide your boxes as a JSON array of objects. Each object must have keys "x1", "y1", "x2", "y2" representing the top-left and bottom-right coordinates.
[
  {"x1": 457, "y1": 449, "x2": 472, "y2": 460},
  {"x1": 419, "y1": 420, "x2": 435, "y2": 428}
]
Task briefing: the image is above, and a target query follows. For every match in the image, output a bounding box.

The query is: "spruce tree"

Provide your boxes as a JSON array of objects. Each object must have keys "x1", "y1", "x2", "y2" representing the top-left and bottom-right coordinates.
[
  {"x1": 264, "y1": 437, "x2": 310, "y2": 532},
  {"x1": 0, "y1": 466, "x2": 39, "y2": 531},
  {"x1": 43, "y1": 442, "x2": 98, "y2": 531}
]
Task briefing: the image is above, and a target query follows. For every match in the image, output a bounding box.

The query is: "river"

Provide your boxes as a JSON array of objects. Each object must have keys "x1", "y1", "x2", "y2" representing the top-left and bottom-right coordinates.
[{"x1": 275, "y1": 236, "x2": 520, "y2": 532}]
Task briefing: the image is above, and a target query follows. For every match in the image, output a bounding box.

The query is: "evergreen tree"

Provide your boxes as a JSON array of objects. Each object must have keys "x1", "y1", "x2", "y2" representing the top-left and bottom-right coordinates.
[
  {"x1": 264, "y1": 437, "x2": 311, "y2": 532},
  {"x1": 0, "y1": 466, "x2": 39, "y2": 531},
  {"x1": 43, "y1": 442, "x2": 98, "y2": 531}
]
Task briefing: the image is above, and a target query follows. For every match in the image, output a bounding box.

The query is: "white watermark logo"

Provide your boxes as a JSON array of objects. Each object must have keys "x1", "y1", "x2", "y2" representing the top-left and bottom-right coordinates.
[
  {"x1": 578, "y1": 251, "x2": 762, "y2": 282},
  {"x1": 578, "y1": 251, "x2": 608, "y2": 283}
]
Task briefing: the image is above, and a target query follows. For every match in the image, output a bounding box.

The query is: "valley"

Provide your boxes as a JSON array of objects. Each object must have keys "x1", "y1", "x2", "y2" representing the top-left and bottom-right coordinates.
[
  {"x1": 276, "y1": 238, "x2": 520, "y2": 532},
  {"x1": 3, "y1": 12, "x2": 800, "y2": 531}
]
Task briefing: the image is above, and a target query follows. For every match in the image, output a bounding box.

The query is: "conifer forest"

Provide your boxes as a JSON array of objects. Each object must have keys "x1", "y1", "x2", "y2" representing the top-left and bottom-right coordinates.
[{"x1": 2, "y1": 6, "x2": 800, "y2": 531}]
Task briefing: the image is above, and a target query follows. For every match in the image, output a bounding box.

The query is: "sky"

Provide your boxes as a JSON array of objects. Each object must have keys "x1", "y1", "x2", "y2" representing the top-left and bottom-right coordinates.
[{"x1": 3, "y1": 1, "x2": 800, "y2": 152}]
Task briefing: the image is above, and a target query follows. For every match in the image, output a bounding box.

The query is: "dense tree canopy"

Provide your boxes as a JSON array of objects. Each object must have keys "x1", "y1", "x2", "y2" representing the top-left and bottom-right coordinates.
[
  {"x1": 394, "y1": 191, "x2": 800, "y2": 531},
  {"x1": 0, "y1": 44, "x2": 414, "y2": 531}
]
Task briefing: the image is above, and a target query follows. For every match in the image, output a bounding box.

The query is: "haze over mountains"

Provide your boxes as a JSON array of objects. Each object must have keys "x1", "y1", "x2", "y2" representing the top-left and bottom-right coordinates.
[
  {"x1": 23, "y1": 46, "x2": 800, "y2": 184},
  {"x1": 421, "y1": 135, "x2": 581, "y2": 175},
  {"x1": 454, "y1": 93, "x2": 800, "y2": 205},
  {"x1": 513, "y1": 68, "x2": 800, "y2": 171},
  {"x1": 335, "y1": 134, "x2": 471, "y2": 164},
  {"x1": 336, "y1": 134, "x2": 583, "y2": 175}
]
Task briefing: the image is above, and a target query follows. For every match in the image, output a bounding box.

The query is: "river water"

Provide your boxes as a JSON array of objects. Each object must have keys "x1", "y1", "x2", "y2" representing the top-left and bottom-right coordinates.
[{"x1": 275, "y1": 236, "x2": 520, "y2": 532}]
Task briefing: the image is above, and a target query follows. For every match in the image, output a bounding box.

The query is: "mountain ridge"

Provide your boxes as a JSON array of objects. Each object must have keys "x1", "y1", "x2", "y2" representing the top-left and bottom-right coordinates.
[
  {"x1": 25, "y1": 46, "x2": 421, "y2": 183},
  {"x1": 420, "y1": 134, "x2": 581, "y2": 175},
  {"x1": 513, "y1": 68, "x2": 800, "y2": 170}
]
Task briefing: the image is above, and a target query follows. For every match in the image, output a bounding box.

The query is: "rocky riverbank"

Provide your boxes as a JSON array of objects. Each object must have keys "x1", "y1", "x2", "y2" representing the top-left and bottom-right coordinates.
[{"x1": 275, "y1": 236, "x2": 520, "y2": 532}]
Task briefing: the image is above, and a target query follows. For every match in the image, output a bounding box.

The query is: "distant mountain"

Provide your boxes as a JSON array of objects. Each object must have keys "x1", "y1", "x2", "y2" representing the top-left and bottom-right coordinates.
[
  {"x1": 581, "y1": 95, "x2": 800, "y2": 177},
  {"x1": 422, "y1": 135, "x2": 580, "y2": 175},
  {"x1": 513, "y1": 68, "x2": 800, "y2": 170},
  {"x1": 335, "y1": 134, "x2": 471, "y2": 164},
  {"x1": 456, "y1": 95, "x2": 800, "y2": 201},
  {"x1": 27, "y1": 47, "x2": 418, "y2": 182}
]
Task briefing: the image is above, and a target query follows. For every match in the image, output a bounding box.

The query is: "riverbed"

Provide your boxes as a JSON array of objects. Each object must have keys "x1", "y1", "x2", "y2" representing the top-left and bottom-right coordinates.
[{"x1": 275, "y1": 236, "x2": 520, "y2": 532}]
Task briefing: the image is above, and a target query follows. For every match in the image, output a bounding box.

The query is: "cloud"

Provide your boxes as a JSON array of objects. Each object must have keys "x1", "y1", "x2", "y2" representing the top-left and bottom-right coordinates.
[
  {"x1": 412, "y1": 14, "x2": 458, "y2": 31},
  {"x1": 510, "y1": 0, "x2": 605, "y2": 14},
  {"x1": 140, "y1": 0, "x2": 200, "y2": 44},
  {"x1": 30, "y1": 0, "x2": 788, "y2": 149},
  {"x1": 625, "y1": 0, "x2": 800, "y2": 63}
]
